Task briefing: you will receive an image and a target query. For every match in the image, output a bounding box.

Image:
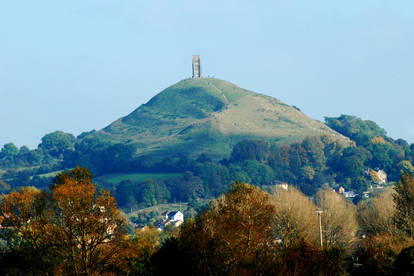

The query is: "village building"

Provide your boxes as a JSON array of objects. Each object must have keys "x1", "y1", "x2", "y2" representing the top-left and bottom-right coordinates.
[
  {"x1": 337, "y1": 186, "x2": 356, "y2": 198},
  {"x1": 156, "y1": 210, "x2": 184, "y2": 230}
]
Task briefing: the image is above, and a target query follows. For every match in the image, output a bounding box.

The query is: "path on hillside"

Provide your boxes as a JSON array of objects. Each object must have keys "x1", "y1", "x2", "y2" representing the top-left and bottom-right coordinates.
[
  {"x1": 209, "y1": 83, "x2": 229, "y2": 105},
  {"x1": 165, "y1": 82, "x2": 230, "y2": 140}
]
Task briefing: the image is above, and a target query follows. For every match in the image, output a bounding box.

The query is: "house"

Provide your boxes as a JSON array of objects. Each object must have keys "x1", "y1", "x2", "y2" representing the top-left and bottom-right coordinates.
[
  {"x1": 377, "y1": 170, "x2": 387, "y2": 184},
  {"x1": 272, "y1": 180, "x2": 289, "y2": 191},
  {"x1": 343, "y1": 191, "x2": 356, "y2": 198},
  {"x1": 275, "y1": 183, "x2": 288, "y2": 191},
  {"x1": 337, "y1": 186, "x2": 356, "y2": 198},
  {"x1": 156, "y1": 210, "x2": 184, "y2": 230},
  {"x1": 167, "y1": 211, "x2": 184, "y2": 222},
  {"x1": 368, "y1": 169, "x2": 387, "y2": 184}
]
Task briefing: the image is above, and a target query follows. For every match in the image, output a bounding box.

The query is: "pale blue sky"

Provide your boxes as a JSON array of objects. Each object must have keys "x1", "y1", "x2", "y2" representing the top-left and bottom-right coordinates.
[{"x1": 1, "y1": 1, "x2": 414, "y2": 148}]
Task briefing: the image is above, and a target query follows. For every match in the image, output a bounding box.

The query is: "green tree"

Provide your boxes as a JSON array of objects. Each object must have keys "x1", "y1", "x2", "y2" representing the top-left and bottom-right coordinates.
[
  {"x1": 71, "y1": 136, "x2": 111, "y2": 174},
  {"x1": 398, "y1": 160, "x2": 414, "y2": 175},
  {"x1": 230, "y1": 140, "x2": 270, "y2": 162},
  {"x1": 18, "y1": 145, "x2": 30, "y2": 155},
  {"x1": 166, "y1": 172, "x2": 204, "y2": 201},
  {"x1": 1, "y1": 143, "x2": 19, "y2": 159},
  {"x1": 338, "y1": 147, "x2": 368, "y2": 178},
  {"x1": 325, "y1": 114, "x2": 386, "y2": 146},
  {"x1": 369, "y1": 143, "x2": 394, "y2": 172},
  {"x1": 241, "y1": 160, "x2": 274, "y2": 185},
  {"x1": 228, "y1": 163, "x2": 251, "y2": 183},
  {"x1": 301, "y1": 136, "x2": 326, "y2": 170},
  {"x1": 100, "y1": 143, "x2": 137, "y2": 172},
  {"x1": 140, "y1": 181, "x2": 157, "y2": 207},
  {"x1": 39, "y1": 131, "x2": 75, "y2": 158},
  {"x1": 351, "y1": 176, "x2": 369, "y2": 193},
  {"x1": 196, "y1": 162, "x2": 230, "y2": 196},
  {"x1": 115, "y1": 180, "x2": 139, "y2": 208}
]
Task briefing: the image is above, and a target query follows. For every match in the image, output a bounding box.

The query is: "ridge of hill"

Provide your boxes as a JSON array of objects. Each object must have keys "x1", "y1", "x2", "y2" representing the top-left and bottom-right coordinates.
[{"x1": 94, "y1": 78, "x2": 349, "y2": 160}]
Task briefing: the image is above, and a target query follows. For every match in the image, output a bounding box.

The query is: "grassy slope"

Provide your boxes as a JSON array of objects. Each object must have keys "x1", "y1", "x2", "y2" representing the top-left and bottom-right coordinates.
[
  {"x1": 95, "y1": 172, "x2": 182, "y2": 185},
  {"x1": 95, "y1": 78, "x2": 349, "y2": 160}
]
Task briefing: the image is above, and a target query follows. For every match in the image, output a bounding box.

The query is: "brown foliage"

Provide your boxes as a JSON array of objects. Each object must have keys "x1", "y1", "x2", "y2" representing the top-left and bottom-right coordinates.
[
  {"x1": 371, "y1": 136, "x2": 386, "y2": 144},
  {"x1": 357, "y1": 187, "x2": 396, "y2": 236},
  {"x1": 355, "y1": 234, "x2": 414, "y2": 275},
  {"x1": 153, "y1": 183, "x2": 351, "y2": 275},
  {"x1": 0, "y1": 167, "x2": 144, "y2": 275},
  {"x1": 48, "y1": 176, "x2": 126, "y2": 275},
  {"x1": 173, "y1": 182, "x2": 277, "y2": 275},
  {"x1": 106, "y1": 226, "x2": 161, "y2": 275},
  {"x1": 316, "y1": 188, "x2": 358, "y2": 249},
  {"x1": 394, "y1": 173, "x2": 414, "y2": 238},
  {"x1": 278, "y1": 239, "x2": 346, "y2": 276},
  {"x1": 270, "y1": 186, "x2": 319, "y2": 247}
]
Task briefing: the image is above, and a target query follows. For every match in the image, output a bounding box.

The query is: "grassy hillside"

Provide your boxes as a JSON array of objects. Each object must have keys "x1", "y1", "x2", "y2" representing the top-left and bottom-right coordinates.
[
  {"x1": 95, "y1": 172, "x2": 182, "y2": 185},
  {"x1": 94, "y1": 78, "x2": 349, "y2": 160}
]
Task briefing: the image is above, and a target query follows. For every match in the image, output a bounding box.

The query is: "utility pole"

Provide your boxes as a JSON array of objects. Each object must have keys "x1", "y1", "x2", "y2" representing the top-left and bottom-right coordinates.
[{"x1": 316, "y1": 210, "x2": 323, "y2": 248}]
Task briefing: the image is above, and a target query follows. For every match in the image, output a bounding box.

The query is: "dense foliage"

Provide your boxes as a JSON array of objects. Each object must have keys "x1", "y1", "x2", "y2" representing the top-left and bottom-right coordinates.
[
  {"x1": 152, "y1": 183, "x2": 348, "y2": 276},
  {"x1": 0, "y1": 167, "x2": 159, "y2": 275},
  {"x1": 1, "y1": 167, "x2": 414, "y2": 274},
  {"x1": 2, "y1": 114, "x2": 414, "y2": 209}
]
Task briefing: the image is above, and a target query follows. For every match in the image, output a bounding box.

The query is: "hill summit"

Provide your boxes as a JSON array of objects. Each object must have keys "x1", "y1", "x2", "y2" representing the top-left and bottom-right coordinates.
[{"x1": 96, "y1": 78, "x2": 348, "y2": 160}]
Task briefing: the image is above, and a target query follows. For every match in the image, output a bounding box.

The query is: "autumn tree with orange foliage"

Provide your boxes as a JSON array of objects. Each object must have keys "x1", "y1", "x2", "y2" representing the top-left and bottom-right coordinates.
[
  {"x1": 153, "y1": 182, "x2": 277, "y2": 275},
  {"x1": 0, "y1": 167, "x2": 155, "y2": 275},
  {"x1": 152, "y1": 183, "x2": 349, "y2": 275},
  {"x1": 48, "y1": 167, "x2": 126, "y2": 275}
]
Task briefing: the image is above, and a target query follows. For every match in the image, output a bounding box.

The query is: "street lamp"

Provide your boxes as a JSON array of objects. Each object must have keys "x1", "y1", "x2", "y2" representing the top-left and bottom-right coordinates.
[{"x1": 316, "y1": 210, "x2": 323, "y2": 248}]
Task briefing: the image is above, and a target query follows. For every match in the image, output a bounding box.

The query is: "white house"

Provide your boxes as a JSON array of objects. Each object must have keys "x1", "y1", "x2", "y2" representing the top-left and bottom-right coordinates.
[
  {"x1": 377, "y1": 170, "x2": 387, "y2": 184},
  {"x1": 157, "y1": 210, "x2": 184, "y2": 230},
  {"x1": 167, "y1": 211, "x2": 184, "y2": 222},
  {"x1": 343, "y1": 191, "x2": 356, "y2": 198}
]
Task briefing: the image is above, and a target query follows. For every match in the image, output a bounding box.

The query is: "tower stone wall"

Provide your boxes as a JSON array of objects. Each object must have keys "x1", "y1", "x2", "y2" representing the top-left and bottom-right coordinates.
[{"x1": 192, "y1": 55, "x2": 202, "y2": 78}]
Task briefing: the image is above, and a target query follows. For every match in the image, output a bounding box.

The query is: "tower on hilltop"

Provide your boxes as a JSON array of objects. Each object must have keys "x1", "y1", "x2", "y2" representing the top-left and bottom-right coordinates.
[{"x1": 192, "y1": 55, "x2": 202, "y2": 78}]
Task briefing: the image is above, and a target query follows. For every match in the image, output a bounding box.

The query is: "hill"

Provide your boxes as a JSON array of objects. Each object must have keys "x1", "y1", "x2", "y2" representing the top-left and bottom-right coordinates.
[
  {"x1": 94, "y1": 78, "x2": 349, "y2": 160},
  {"x1": 2, "y1": 78, "x2": 414, "y2": 204}
]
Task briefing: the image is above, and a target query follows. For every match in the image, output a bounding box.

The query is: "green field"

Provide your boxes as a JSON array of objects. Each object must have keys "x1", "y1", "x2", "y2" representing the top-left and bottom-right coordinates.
[
  {"x1": 95, "y1": 173, "x2": 182, "y2": 185},
  {"x1": 36, "y1": 170, "x2": 65, "y2": 178},
  {"x1": 127, "y1": 202, "x2": 189, "y2": 218}
]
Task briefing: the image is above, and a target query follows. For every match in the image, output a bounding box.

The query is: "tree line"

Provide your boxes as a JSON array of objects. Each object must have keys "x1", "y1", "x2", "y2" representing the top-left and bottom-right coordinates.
[
  {"x1": 2, "y1": 114, "x2": 414, "y2": 207},
  {"x1": 2, "y1": 167, "x2": 414, "y2": 275}
]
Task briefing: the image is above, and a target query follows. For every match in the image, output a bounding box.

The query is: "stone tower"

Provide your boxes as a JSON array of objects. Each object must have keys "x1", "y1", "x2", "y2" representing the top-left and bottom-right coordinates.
[{"x1": 192, "y1": 55, "x2": 202, "y2": 78}]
